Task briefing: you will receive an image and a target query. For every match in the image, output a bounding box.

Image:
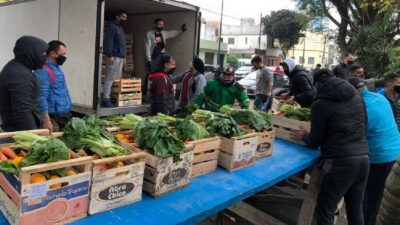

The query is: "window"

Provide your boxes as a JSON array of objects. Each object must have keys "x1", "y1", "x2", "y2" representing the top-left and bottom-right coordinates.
[
  {"x1": 228, "y1": 37, "x2": 235, "y2": 44},
  {"x1": 299, "y1": 56, "x2": 304, "y2": 64},
  {"x1": 308, "y1": 57, "x2": 315, "y2": 65},
  {"x1": 205, "y1": 53, "x2": 215, "y2": 65},
  {"x1": 245, "y1": 37, "x2": 248, "y2": 45}
]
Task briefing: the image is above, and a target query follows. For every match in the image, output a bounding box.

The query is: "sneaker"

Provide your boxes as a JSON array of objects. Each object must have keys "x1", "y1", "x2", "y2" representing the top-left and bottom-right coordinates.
[{"x1": 102, "y1": 98, "x2": 114, "y2": 108}]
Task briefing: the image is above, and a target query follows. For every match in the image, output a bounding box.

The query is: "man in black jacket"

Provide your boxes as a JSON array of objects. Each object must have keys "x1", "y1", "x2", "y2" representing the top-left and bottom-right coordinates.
[
  {"x1": 292, "y1": 69, "x2": 370, "y2": 225},
  {"x1": 0, "y1": 36, "x2": 48, "y2": 132},
  {"x1": 279, "y1": 57, "x2": 315, "y2": 107},
  {"x1": 332, "y1": 53, "x2": 354, "y2": 79}
]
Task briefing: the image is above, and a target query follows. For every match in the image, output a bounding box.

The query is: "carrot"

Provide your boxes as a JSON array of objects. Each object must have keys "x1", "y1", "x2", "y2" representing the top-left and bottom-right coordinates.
[
  {"x1": 1, "y1": 147, "x2": 17, "y2": 160},
  {"x1": 98, "y1": 163, "x2": 110, "y2": 172},
  {"x1": 77, "y1": 149, "x2": 88, "y2": 157},
  {"x1": 18, "y1": 150, "x2": 27, "y2": 157},
  {"x1": 0, "y1": 152, "x2": 8, "y2": 162}
]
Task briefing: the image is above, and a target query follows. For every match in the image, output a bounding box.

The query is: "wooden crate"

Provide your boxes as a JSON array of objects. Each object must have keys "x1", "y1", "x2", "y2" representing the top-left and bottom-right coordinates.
[
  {"x1": 255, "y1": 129, "x2": 275, "y2": 159},
  {"x1": 218, "y1": 133, "x2": 258, "y2": 171},
  {"x1": 112, "y1": 99, "x2": 142, "y2": 107},
  {"x1": 130, "y1": 145, "x2": 194, "y2": 197},
  {"x1": 111, "y1": 92, "x2": 141, "y2": 101},
  {"x1": 272, "y1": 114, "x2": 310, "y2": 145},
  {"x1": 189, "y1": 137, "x2": 221, "y2": 178},
  {"x1": 112, "y1": 79, "x2": 141, "y2": 93},
  {"x1": 272, "y1": 98, "x2": 284, "y2": 113},
  {"x1": 0, "y1": 131, "x2": 93, "y2": 225},
  {"x1": 123, "y1": 63, "x2": 134, "y2": 72},
  {"x1": 125, "y1": 35, "x2": 133, "y2": 44},
  {"x1": 88, "y1": 152, "x2": 145, "y2": 214}
]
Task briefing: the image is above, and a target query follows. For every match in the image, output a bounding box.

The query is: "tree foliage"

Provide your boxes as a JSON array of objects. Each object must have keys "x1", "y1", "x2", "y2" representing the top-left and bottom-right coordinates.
[
  {"x1": 227, "y1": 54, "x2": 239, "y2": 70},
  {"x1": 262, "y1": 10, "x2": 306, "y2": 58}
]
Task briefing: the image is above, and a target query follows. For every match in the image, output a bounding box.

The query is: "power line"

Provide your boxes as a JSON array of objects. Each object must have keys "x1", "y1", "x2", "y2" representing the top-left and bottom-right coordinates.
[{"x1": 199, "y1": 6, "x2": 242, "y2": 21}]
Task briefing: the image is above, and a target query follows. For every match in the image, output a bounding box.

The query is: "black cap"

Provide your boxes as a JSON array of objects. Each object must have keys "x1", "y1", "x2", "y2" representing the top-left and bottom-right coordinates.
[{"x1": 347, "y1": 77, "x2": 366, "y2": 89}]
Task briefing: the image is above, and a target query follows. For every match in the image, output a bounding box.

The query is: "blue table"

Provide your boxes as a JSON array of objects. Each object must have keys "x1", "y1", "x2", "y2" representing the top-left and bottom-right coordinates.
[{"x1": 0, "y1": 139, "x2": 320, "y2": 225}]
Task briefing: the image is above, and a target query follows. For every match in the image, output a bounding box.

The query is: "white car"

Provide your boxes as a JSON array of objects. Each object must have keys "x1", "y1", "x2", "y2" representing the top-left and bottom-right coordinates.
[
  {"x1": 238, "y1": 70, "x2": 288, "y2": 96},
  {"x1": 234, "y1": 65, "x2": 253, "y2": 80}
]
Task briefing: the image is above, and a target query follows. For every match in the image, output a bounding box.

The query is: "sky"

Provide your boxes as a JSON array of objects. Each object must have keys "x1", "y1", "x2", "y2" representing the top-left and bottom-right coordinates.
[{"x1": 177, "y1": 0, "x2": 297, "y2": 25}]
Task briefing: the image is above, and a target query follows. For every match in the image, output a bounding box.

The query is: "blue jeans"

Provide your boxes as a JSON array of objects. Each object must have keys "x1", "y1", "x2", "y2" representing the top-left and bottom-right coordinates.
[{"x1": 254, "y1": 94, "x2": 271, "y2": 112}]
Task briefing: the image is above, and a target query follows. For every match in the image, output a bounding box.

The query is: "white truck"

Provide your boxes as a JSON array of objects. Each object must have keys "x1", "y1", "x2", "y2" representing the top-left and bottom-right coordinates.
[{"x1": 0, "y1": 0, "x2": 201, "y2": 116}]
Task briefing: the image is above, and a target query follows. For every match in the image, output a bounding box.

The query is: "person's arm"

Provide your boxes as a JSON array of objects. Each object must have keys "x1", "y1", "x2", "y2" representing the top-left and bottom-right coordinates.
[
  {"x1": 144, "y1": 31, "x2": 152, "y2": 62},
  {"x1": 236, "y1": 88, "x2": 250, "y2": 109},
  {"x1": 9, "y1": 79, "x2": 39, "y2": 130},
  {"x1": 165, "y1": 30, "x2": 182, "y2": 39},
  {"x1": 34, "y1": 69, "x2": 53, "y2": 131},
  {"x1": 194, "y1": 82, "x2": 210, "y2": 108},
  {"x1": 171, "y1": 71, "x2": 187, "y2": 84},
  {"x1": 303, "y1": 102, "x2": 328, "y2": 148},
  {"x1": 293, "y1": 76, "x2": 314, "y2": 106},
  {"x1": 191, "y1": 74, "x2": 206, "y2": 101},
  {"x1": 103, "y1": 24, "x2": 115, "y2": 59},
  {"x1": 265, "y1": 69, "x2": 274, "y2": 95}
]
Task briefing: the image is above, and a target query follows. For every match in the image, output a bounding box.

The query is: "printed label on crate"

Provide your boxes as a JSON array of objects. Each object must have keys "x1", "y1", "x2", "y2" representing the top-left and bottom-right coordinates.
[
  {"x1": 232, "y1": 149, "x2": 255, "y2": 169},
  {"x1": 97, "y1": 182, "x2": 137, "y2": 201},
  {"x1": 0, "y1": 196, "x2": 17, "y2": 225},
  {"x1": 257, "y1": 142, "x2": 272, "y2": 152},
  {"x1": 28, "y1": 183, "x2": 48, "y2": 199},
  {"x1": 162, "y1": 168, "x2": 188, "y2": 185},
  {"x1": 21, "y1": 181, "x2": 90, "y2": 213}
]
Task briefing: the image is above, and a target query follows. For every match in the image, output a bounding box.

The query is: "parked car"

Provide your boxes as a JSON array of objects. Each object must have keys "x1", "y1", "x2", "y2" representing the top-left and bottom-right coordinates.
[
  {"x1": 234, "y1": 64, "x2": 253, "y2": 80},
  {"x1": 238, "y1": 69, "x2": 288, "y2": 97},
  {"x1": 204, "y1": 64, "x2": 217, "y2": 81}
]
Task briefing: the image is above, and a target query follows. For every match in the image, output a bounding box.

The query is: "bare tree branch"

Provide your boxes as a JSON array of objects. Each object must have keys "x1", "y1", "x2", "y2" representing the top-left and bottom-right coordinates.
[{"x1": 320, "y1": 0, "x2": 340, "y2": 27}]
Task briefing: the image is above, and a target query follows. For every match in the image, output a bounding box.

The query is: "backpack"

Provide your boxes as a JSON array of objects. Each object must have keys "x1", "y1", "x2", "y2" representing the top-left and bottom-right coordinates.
[{"x1": 43, "y1": 64, "x2": 56, "y2": 86}]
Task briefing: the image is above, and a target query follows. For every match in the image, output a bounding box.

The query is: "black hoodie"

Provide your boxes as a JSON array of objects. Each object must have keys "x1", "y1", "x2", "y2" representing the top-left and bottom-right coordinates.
[
  {"x1": 0, "y1": 36, "x2": 48, "y2": 131},
  {"x1": 303, "y1": 77, "x2": 369, "y2": 158}
]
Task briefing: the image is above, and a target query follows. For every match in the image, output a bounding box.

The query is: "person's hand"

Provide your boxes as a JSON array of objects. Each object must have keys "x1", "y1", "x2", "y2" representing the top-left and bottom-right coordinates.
[
  {"x1": 291, "y1": 127, "x2": 308, "y2": 141},
  {"x1": 43, "y1": 119, "x2": 53, "y2": 133},
  {"x1": 106, "y1": 57, "x2": 115, "y2": 65},
  {"x1": 284, "y1": 96, "x2": 295, "y2": 105},
  {"x1": 279, "y1": 92, "x2": 290, "y2": 100},
  {"x1": 181, "y1": 24, "x2": 187, "y2": 32}
]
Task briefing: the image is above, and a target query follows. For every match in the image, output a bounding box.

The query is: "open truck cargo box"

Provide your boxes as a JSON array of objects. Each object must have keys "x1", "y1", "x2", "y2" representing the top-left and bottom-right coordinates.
[{"x1": 65, "y1": 0, "x2": 200, "y2": 116}]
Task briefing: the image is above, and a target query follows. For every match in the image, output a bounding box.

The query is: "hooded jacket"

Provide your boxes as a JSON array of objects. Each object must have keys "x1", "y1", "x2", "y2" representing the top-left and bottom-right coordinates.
[
  {"x1": 0, "y1": 36, "x2": 48, "y2": 131},
  {"x1": 303, "y1": 77, "x2": 369, "y2": 158},
  {"x1": 282, "y1": 58, "x2": 315, "y2": 107},
  {"x1": 148, "y1": 72, "x2": 175, "y2": 115}
]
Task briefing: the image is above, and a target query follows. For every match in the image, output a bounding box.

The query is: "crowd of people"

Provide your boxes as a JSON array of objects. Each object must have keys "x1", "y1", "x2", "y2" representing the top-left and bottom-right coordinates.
[{"x1": 0, "y1": 9, "x2": 399, "y2": 225}]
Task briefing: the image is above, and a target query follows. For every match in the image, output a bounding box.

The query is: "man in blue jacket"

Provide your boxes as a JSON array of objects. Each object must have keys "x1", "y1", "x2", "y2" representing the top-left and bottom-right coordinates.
[
  {"x1": 348, "y1": 77, "x2": 400, "y2": 225},
  {"x1": 102, "y1": 10, "x2": 127, "y2": 107},
  {"x1": 35, "y1": 40, "x2": 72, "y2": 132}
]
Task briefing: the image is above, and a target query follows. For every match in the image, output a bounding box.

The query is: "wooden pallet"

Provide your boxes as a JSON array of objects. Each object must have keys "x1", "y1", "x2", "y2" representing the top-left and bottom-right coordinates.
[
  {"x1": 272, "y1": 114, "x2": 310, "y2": 146},
  {"x1": 189, "y1": 137, "x2": 221, "y2": 177},
  {"x1": 129, "y1": 145, "x2": 194, "y2": 197},
  {"x1": 112, "y1": 79, "x2": 141, "y2": 93},
  {"x1": 256, "y1": 129, "x2": 275, "y2": 159},
  {"x1": 218, "y1": 133, "x2": 258, "y2": 171},
  {"x1": 0, "y1": 130, "x2": 93, "y2": 225}
]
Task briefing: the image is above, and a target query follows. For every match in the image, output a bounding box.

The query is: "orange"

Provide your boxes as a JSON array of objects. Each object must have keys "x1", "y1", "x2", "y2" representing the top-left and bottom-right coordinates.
[
  {"x1": 115, "y1": 133, "x2": 126, "y2": 140},
  {"x1": 65, "y1": 169, "x2": 78, "y2": 176},
  {"x1": 12, "y1": 156, "x2": 23, "y2": 166},
  {"x1": 49, "y1": 175, "x2": 62, "y2": 189},
  {"x1": 30, "y1": 173, "x2": 47, "y2": 184},
  {"x1": 115, "y1": 161, "x2": 125, "y2": 168}
]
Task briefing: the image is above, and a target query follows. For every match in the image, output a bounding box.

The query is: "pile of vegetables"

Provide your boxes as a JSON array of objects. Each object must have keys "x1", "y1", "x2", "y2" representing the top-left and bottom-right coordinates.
[
  {"x1": 0, "y1": 132, "x2": 70, "y2": 177},
  {"x1": 220, "y1": 105, "x2": 272, "y2": 132},
  {"x1": 62, "y1": 115, "x2": 128, "y2": 158},
  {"x1": 192, "y1": 110, "x2": 246, "y2": 138},
  {"x1": 280, "y1": 104, "x2": 311, "y2": 121}
]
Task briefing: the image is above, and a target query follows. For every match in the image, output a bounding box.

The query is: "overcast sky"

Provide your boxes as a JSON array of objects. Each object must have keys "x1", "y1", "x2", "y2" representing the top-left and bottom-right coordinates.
[{"x1": 178, "y1": 0, "x2": 297, "y2": 25}]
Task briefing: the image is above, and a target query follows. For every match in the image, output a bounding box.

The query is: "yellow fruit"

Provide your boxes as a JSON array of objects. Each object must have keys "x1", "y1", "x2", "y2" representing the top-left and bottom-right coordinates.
[
  {"x1": 49, "y1": 175, "x2": 62, "y2": 189},
  {"x1": 66, "y1": 169, "x2": 78, "y2": 176},
  {"x1": 30, "y1": 173, "x2": 47, "y2": 184},
  {"x1": 12, "y1": 156, "x2": 23, "y2": 166},
  {"x1": 115, "y1": 161, "x2": 125, "y2": 168},
  {"x1": 115, "y1": 133, "x2": 126, "y2": 140}
]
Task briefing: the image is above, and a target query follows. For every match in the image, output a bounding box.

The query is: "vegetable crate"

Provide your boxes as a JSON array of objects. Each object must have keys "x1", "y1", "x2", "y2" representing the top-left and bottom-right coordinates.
[
  {"x1": 272, "y1": 98, "x2": 284, "y2": 113},
  {"x1": 255, "y1": 129, "x2": 275, "y2": 159},
  {"x1": 88, "y1": 152, "x2": 145, "y2": 215},
  {"x1": 218, "y1": 133, "x2": 258, "y2": 171},
  {"x1": 112, "y1": 79, "x2": 141, "y2": 93},
  {"x1": 272, "y1": 114, "x2": 310, "y2": 145},
  {"x1": 111, "y1": 93, "x2": 142, "y2": 107},
  {"x1": 0, "y1": 131, "x2": 93, "y2": 225},
  {"x1": 188, "y1": 137, "x2": 221, "y2": 178},
  {"x1": 131, "y1": 145, "x2": 194, "y2": 197}
]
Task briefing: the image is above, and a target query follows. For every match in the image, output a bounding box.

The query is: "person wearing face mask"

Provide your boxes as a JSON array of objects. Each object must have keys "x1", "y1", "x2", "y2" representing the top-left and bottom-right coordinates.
[
  {"x1": 348, "y1": 64, "x2": 383, "y2": 92},
  {"x1": 278, "y1": 57, "x2": 315, "y2": 107},
  {"x1": 378, "y1": 72, "x2": 400, "y2": 130},
  {"x1": 194, "y1": 69, "x2": 250, "y2": 112},
  {"x1": 148, "y1": 53, "x2": 177, "y2": 115},
  {"x1": 35, "y1": 41, "x2": 72, "y2": 132},
  {"x1": 102, "y1": 10, "x2": 128, "y2": 108},
  {"x1": 0, "y1": 36, "x2": 48, "y2": 132},
  {"x1": 347, "y1": 77, "x2": 400, "y2": 225},
  {"x1": 333, "y1": 53, "x2": 354, "y2": 79},
  {"x1": 171, "y1": 57, "x2": 206, "y2": 109},
  {"x1": 292, "y1": 69, "x2": 369, "y2": 225}
]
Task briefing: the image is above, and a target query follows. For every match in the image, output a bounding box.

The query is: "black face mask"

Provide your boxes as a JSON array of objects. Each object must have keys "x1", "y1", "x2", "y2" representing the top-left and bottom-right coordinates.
[
  {"x1": 394, "y1": 85, "x2": 400, "y2": 94},
  {"x1": 167, "y1": 67, "x2": 176, "y2": 74},
  {"x1": 157, "y1": 27, "x2": 164, "y2": 32},
  {"x1": 56, "y1": 55, "x2": 67, "y2": 66},
  {"x1": 347, "y1": 60, "x2": 354, "y2": 66},
  {"x1": 119, "y1": 20, "x2": 126, "y2": 25}
]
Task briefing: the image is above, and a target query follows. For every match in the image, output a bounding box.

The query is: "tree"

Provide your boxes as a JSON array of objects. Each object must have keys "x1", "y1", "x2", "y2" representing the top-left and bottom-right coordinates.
[
  {"x1": 262, "y1": 10, "x2": 306, "y2": 59},
  {"x1": 227, "y1": 54, "x2": 239, "y2": 70}
]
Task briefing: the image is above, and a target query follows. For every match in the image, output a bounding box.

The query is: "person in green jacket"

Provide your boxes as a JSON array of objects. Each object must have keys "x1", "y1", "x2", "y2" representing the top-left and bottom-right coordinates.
[{"x1": 194, "y1": 70, "x2": 250, "y2": 112}]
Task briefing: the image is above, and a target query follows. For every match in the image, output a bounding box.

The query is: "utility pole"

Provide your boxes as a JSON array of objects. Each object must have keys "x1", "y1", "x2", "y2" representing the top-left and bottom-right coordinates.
[
  {"x1": 259, "y1": 12, "x2": 262, "y2": 50},
  {"x1": 217, "y1": 0, "x2": 224, "y2": 69},
  {"x1": 322, "y1": 34, "x2": 327, "y2": 67},
  {"x1": 302, "y1": 35, "x2": 306, "y2": 66}
]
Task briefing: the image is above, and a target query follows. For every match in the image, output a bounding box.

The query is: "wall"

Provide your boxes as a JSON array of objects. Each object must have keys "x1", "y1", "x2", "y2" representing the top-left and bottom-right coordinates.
[
  {"x1": 199, "y1": 39, "x2": 227, "y2": 65},
  {"x1": 0, "y1": 0, "x2": 60, "y2": 68},
  {"x1": 222, "y1": 35, "x2": 267, "y2": 50}
]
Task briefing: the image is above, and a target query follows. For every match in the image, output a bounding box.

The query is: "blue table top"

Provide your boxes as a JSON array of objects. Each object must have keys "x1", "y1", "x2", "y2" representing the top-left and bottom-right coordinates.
[{"x1": 0, "y1": 139, "x2": 320, "y2": 225}]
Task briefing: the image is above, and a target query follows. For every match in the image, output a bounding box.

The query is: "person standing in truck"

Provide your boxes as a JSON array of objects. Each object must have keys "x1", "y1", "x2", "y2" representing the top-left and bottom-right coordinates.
[
  {"x1": 102, "y1": 10, "x2": 127, "y2": 108},
  {"x1": 144, "y1": 18, "x2": 187, "y2": 95}
]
